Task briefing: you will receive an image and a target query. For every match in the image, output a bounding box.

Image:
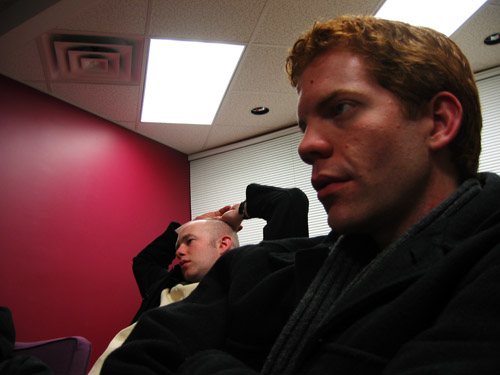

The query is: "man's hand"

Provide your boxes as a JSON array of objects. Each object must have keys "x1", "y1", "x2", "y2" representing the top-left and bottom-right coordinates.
[
  {"x1": 220, "y1": 203, "x2": 244, "y2": 232},
  {"x1": 194, "y1": 204, "x2": 244, "y2": 231},
  {"x1": 194, "y1": 205, "x2": 232, "y2": 220}
]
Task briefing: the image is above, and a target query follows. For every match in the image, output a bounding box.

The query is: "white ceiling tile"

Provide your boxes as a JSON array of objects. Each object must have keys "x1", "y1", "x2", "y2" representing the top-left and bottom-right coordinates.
[
  {"x1": 55, "y1": 0, "x2": 149, "y2": 35},
  {"x1": 252, "y1": 0, "x2": 382, "y2": 46},
  {"x1": 231, "y1": 45, "x2": 295, "y2": 93},
  {"x1": 0, "y1": 40, "x2": 45, "y2": 81},
  {"x1": 0, "y1": 0, "x2": 104, "y2": 50},
  {"x1": 204, "y1": 125, "x2": 276, "y2": 150},
  {"x1": 149, "y1": 0, "x2": 266, "y2": 43},
  {"x1": 136, "y1": 122, "x2": 212, "y2": 154},
  {"x1": 215, "y1": 91, "x2": 298, "y2": 128},
  {"x1": 51, "y1": 83, "x2": 141, "y2": 122},
  {"x1": 452, "y1": 2, "x2": 500, "y2": 73},
  {"x1": 23, "y1": 80, "x2": 50, "y2": 93},
  {"x1": 113, "y1": 121, "x2": 137, "y2": 132}
]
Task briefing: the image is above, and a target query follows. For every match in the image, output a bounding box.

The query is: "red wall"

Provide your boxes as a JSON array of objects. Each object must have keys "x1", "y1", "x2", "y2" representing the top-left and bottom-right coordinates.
[{"x1": 0, "y1": 75, "x2": 191, "y2": 368}]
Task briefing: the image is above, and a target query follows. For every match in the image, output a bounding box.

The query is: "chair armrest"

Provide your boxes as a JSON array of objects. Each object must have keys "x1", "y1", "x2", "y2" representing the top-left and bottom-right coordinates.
[{"x1": 14, "y1": 336, "x2": 92, "y2": 375}]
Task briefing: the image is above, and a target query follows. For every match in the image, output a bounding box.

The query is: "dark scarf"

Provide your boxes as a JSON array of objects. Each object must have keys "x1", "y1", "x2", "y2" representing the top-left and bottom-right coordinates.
[{"x1": 262, "y1": 178, "x2": 481, "y2": 375}]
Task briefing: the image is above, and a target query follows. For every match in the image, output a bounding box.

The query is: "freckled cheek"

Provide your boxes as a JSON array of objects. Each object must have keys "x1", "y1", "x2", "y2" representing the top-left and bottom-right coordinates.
[{"x1": 348, "y1": 138, "x2": 393, "y2": 168}]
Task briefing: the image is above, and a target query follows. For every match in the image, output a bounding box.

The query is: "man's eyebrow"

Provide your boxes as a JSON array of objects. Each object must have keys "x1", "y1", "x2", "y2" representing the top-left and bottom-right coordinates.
[
  {"x1": 316, "y1": 89, "x2": 357, "y2": 114},
  {"x1": 176, "y1": 233, "x2": 197, "y2": 248},
  {"x1": 175, "y1": 234, "x2": 188, "y2": 249},
  {"x1": 298, "y1": 89, "x2": 359, "y2": 130}
]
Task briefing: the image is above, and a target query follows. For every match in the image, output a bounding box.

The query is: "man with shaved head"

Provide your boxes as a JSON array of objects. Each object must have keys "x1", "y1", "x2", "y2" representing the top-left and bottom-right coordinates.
[
  {"x1": 89, "y1": 183, "x2": 308, "y2": 375},
  {"x1": 174, "y1": 219, "x2": 240, "y2": 283}
]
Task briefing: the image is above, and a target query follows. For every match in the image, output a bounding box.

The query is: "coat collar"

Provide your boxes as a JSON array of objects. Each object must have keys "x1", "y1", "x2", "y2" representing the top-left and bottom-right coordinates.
[{"x1": 308, "y1": 176, "x2": 488, "y2": 326}]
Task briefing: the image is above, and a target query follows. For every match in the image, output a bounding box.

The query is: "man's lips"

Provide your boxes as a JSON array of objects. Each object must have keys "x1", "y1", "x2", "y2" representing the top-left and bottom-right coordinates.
[
  {"x1": 179, "y1": 260, "x2": 190, "y2": 269},
  {"x1": 312, "y1": 175, "x2": 350, "y2": 200}
]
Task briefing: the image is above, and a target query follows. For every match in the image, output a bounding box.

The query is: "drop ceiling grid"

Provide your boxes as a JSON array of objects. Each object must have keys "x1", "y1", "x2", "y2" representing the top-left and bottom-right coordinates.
[{"x1": 0, "y1": 0, "x2": 498, "y2": 155}]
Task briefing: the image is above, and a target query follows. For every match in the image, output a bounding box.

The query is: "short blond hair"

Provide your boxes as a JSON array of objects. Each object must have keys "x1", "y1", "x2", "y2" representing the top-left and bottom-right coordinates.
[{"x1": 177, "y1": 219, "x2": 239, "y2": 249}]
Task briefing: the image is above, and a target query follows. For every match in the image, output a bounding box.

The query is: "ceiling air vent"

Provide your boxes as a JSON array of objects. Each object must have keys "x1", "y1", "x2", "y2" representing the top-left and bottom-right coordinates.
[{"x1": 38, "y1": 31, "x2": 144, "y2": 84}]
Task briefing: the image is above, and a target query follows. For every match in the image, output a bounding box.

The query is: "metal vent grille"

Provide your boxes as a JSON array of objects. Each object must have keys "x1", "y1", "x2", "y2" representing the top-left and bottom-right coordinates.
[{"x1": 38, "y1": 32, "x2": 144, "y2": 83}]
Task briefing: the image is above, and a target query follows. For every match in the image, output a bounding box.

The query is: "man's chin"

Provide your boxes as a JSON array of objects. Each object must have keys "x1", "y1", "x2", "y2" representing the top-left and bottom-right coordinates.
[
  {"x1": 183, "y1": 273, "x2": 200, "y2": 283},
  {"x1": 326, "y1": 208, "x2": 344, "y2": 231},
  {"x1": 327, "y1": 211, "x2": 357, "y2": 235}
]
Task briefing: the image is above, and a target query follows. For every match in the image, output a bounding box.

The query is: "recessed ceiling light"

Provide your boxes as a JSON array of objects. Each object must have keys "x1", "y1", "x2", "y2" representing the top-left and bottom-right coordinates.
[
  {"x1": 484, "y1": 33, "x2": 500, "y2": 45},
  {"x1": 375, "y1": 0, "x2": 487, "y2": 36},
  {"x1": 251, "y1": 107, "x2": 269, "y2": 115},
  {"x1": 141, "y1": 39, "x2": 245, "y2": 125}
]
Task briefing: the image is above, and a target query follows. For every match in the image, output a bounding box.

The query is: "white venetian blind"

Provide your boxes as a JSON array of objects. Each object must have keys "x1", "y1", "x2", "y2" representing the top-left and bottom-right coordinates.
[
  {"x1": 477, "y1": 67, "x2": 500, "y2": 175},
  {"x1": 189, "y1": 129, "x2": 330, "y2": 246}
]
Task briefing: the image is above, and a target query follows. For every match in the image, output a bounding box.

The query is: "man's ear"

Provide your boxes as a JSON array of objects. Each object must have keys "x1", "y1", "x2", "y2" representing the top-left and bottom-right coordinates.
[
  {"x1": 428, "y1": 91, "x2": 463, "y2": 151},
  {"x1": 217, "y1": 235, "x2": 233, "y2": 254}
]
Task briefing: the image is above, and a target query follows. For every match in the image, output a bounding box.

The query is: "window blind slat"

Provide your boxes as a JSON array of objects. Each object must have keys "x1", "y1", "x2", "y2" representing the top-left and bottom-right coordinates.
[
  {"x1": 190, "y1": 132, "x2": 330, "y2": 246},
  {"x1": 477, "y1": 69, "x2": 500, "y2": 175}
]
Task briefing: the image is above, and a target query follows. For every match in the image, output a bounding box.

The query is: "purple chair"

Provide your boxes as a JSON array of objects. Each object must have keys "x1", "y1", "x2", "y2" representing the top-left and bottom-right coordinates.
[{"x1": 13, "y1": 336, "x2": 92, "y2": 375}]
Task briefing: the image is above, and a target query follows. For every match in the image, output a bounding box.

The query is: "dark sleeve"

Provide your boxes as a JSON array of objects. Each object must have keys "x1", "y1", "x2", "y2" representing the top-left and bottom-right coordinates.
[
  {"x1": 245, "y1": 183, "x2": 309, "y2": 241},
  {"x1": 102, "y1": 253, "x2": 243, "y2": 375},
  {"x1": 0, "y1": 356, "x2": 54, "y2": 375},
  {"x1": 384, "y1": 251, "x2": 500, "y2": 374},
  {"x1": 176, "y1": 350, "x2": 259, "y2": 375},
  {"x1": 132, "y1": 221, "x2": 181, "y2": 298},
  {"x1": 101, "y1": 238, "x2": 308, "y2": 375},
  {"x1": 0, "y1": 307, "x2": 15, "y2": 362},
  {"x1": 0, "y1": 307, "x2": 54, "y2": 375}
]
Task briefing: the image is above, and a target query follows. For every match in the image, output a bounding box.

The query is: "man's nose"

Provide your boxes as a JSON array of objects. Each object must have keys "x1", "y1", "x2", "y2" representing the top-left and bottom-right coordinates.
[
  {"x1": 175, "y1": 245, "x2": 185, "y2": 258},
  {"x1": 298, "y1": 123, "x2": 333, "y2": 165}
]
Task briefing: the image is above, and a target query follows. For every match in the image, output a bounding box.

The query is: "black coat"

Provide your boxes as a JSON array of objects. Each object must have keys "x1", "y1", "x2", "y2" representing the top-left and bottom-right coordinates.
[
  {"x1": 103, "y1": 173, "x2": 500, "y2": 374},
  {"x1": 0, "y1": 307, "x2": 53, "y2": 375},
  {"x1": 131, "y1": 183, "x2": 309, "y2": 323}
]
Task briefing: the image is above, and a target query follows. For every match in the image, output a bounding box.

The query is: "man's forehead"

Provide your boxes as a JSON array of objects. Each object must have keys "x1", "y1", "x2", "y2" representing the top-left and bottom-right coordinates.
[
  {"x1": 296, "y1": 51, "x2": 374, "y2": 114},
  {"x1": 298, "y1": 48, "x2": 369, "y2": 84},
  {"x1": 176, "y1": 220, "x2": 207, "y2": 236}
]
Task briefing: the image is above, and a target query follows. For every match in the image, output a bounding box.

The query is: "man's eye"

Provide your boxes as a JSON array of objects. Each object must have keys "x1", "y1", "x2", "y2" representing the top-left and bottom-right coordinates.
[{"x1": 332, "y1": 103, "x2": 352, "y2": 116}]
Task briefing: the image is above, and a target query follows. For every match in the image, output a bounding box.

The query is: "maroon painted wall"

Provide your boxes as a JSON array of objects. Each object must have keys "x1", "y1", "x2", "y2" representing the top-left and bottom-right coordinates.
[{"x1": 0, "y1": 75, "x2": 191, "y2": 368}]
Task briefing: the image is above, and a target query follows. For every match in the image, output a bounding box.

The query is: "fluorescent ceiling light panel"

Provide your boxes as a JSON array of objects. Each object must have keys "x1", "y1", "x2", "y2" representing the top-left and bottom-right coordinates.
[
  {"x1": 375, "y1": 0, "x2": 487, "y2": 36},
  {"x1": 141, "y1": 39, "x2": 245, "y2": 125}
]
